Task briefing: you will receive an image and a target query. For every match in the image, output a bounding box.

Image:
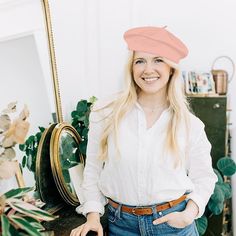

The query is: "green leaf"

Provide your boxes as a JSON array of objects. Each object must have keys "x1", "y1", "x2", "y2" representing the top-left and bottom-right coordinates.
[
  {"x1": 27, "y1": 135, "x2": 35, "y2": 143},
  {"x1": 89, "y1": 96, "x2": 97, "y2": 104},
  {"x1": 23, "y1": 217, "x2": 45, "y2": 231},
  {"x1": 7, "y1": 200, "x2": 57, "y2": 221},
  {"x1": 82, "y1": 128, "x2": 89, "y2": 138},
  {"x1": 35, "y1": 132, "x2": 42, "y2": 142},
  {"x1": 210, "y1": 183, "x2": 225, "y2": 203},
  {"x1": 26, "y1": 154, "x2": 32, "y2": 171},
  {"x1": 19, "y1": 144, "x2": 26, "y2": 151},
  {"x1": 79, "y1": 140, "x2": 87, "y2": 155},
  {"x1": 71, "y1": 111, "x2": 79, "y2": 118},
  {"x1": 76, "y1": 100, "x2": 88, "y2": 113},
  {"x1": 84, "y1": 116, "x2": 89, "y2": 127},
  {"x1": 195, "y1": 215, "x2": 208, "y2": 236},
  {"x1": 208, "y1": 197, "x2": 224, "y2": 215},
  {"x1": 1, "y1": 214, "x2": 11, "y2": 236},
  {"x1": 4, "y1": 187, "x2": 33, "y2": 199},
  {"x1": 221, "y1": 182, "x2": 232, "y2": 199},
  {"x1": 9, "y1": 215, "x2": 41, "y2": 236},
  {"x1": 217, "y1": 157, "x2": 236, "y2": 176},
  {"x1": 214, "y1": 168, "x2": 223, "y2": 183},
  {"x1": 38, "y1": 126, "x2": 45, "y2": 132},
  {"x1": 9, "y1": 224, "x2": 24, "y2": 236},
  {"x1": 22, "y1": 156, "x2": 26, "y2": 168}
]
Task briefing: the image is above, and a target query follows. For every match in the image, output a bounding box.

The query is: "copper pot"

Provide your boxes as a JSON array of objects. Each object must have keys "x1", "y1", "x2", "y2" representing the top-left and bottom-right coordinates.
[
  {"x1": 211, "y1": 69, "x2": 228, "y2": 95},
  {"x1": 211, "y1": 56, "x2": 235, "y2": 95}
]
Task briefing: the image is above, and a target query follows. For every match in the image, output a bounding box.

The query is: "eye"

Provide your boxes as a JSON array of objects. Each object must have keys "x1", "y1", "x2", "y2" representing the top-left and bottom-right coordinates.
[
  {"x1": 134, "y1": 59, "x2": 145, "y2": 65},
  {"x1": 154, "y1": 58, "x2": 164, "y2": 63}
]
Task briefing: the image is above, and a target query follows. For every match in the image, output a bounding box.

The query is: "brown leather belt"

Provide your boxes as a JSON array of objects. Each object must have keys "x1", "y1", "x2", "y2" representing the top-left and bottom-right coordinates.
[{"x1": 108, "y1": 195, "x2": 187, "y2": 216}]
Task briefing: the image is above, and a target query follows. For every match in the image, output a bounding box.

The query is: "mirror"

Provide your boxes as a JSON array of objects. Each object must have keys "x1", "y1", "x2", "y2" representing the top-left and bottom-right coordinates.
[
  {"x1": 35, "y1": 123, "x2": 62, "y2": 206},
  {"x1": 50, "y1": 123, "x2": 84, "y2": 206},
  {"x1": 0, "y1": 0, "x2": 58, "y2": 192}
]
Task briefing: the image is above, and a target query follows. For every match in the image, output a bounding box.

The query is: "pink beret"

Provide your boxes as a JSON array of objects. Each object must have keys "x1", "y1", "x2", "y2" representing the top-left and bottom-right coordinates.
[{"x1": 123, "y1": 26, "x2": 188, "y2": 63}]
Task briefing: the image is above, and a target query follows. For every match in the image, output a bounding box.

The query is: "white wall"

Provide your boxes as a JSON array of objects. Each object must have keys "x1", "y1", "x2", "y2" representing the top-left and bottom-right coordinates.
[
  {"x1": 49, "y1": 0, "x2": 236, "y2": 116},
  {"x1": 49, "y1": 0, "x2": 236, "y2": 233}
]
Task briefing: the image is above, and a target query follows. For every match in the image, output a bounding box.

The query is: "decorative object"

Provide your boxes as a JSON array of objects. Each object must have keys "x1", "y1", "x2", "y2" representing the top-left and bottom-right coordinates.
[
  {"x1": 71, "y1": 96, "x2": 97, "y2": 157},
  {"x1": 183, "y1": 71, "x2": 216, "y2": 96},
  {"x1": 0, "y1": 187, "x2": 57, "y2": 235},
  {"x1": 50, "y1": 123, "x2": 84, "y2": 206},
  {"x1": 0, "y1": 102, "x2": 29, "y2": 182},
  {"x1": 34, "y1": 96, "x2": 97, "y2": 207},
  {"x1": 211, "y1": 55, "x2": 235, "y2": 95},
  {"x1": 195, "y1": 156, "x2": 236, "y2": 235}
]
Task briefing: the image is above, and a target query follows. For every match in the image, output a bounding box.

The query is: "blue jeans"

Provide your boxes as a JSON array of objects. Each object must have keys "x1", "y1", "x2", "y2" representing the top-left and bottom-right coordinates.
[{"x1": 108, "y1": 200, "x2": 199, "y2": 236}]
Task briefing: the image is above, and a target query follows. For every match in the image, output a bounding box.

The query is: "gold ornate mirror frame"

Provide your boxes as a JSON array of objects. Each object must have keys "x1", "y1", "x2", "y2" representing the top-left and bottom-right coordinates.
[
  {"x1": 36, "y1": 0, "x2": 84, "y2": 207},
  {"x1": 50, "y1": 123, "x2": 84, "y2": 206}
]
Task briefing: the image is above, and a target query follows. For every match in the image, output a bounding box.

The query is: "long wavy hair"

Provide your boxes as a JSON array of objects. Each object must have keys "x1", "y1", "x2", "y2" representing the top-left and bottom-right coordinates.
[{"x1": 95, "y1": 51, "x2": 190, "y2": 166}]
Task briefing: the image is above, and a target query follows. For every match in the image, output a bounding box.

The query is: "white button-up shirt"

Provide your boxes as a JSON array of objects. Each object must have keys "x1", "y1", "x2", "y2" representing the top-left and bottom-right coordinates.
[{"x1": 76, "y1": 102, "x2": 217, "y2": 219}]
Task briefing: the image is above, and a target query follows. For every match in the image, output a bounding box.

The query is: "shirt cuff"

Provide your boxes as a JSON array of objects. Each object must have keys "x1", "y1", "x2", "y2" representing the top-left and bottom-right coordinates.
[
  {"x1": 75, "y1": 200, "x2": 105, "y2": 217},
  {"x1": 187, "y1": 192, "x2": 205, "y2": 219}
]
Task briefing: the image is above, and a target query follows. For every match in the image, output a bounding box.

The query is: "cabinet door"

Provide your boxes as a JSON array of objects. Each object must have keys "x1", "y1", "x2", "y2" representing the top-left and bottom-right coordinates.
[
  {"x1": 188, "y1": 97, "x2": 227, "y2": 168},
  {"x1": 188, "y1": 96, "x2": 227, "y2": 236}
]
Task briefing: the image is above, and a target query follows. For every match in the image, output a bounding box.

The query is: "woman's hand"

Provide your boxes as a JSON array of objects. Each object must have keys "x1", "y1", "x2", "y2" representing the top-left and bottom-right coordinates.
[
  {"x1": 152, "y1": 210, "x2": 194, "y2": 228},
  {"x1": 153, "y1": 199, "x2": 199, "y2": 229},
  {"x1": 70, "y1": 212, "x2": 103, "y2": 236}
]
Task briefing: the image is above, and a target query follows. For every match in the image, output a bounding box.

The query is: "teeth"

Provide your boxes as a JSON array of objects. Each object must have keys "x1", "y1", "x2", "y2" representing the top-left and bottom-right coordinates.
[{"x1": 143, "y1": 77, "x2": 159, "y2": 81}]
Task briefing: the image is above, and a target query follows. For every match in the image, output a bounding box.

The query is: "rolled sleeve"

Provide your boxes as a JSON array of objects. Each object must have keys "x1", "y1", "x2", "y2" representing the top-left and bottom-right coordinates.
[
  {"x1": 186, "y1": 122, "x2": 218, "y2": 218},
  {"x1": 76, "y1": 200, "x2": 105, "y2": 217}
]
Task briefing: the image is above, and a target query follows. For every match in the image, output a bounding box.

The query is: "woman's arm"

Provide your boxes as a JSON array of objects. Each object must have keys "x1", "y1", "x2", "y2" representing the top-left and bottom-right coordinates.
[
  {"x1": 186, "y1": 125, "x2": 218, "y2": 218},
  {"x1": 76, "y1": 109, "x2": 107, "y2": 217}
]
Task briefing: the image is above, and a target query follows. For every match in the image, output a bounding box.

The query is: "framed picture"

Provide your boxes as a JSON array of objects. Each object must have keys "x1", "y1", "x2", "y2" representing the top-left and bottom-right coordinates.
[{"x1": 183, "y1": 71, "x2": 216, "y2": 95}]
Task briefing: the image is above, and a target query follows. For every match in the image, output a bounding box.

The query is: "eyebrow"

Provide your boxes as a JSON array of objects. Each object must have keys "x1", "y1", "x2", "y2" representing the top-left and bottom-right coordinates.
[{"x1": 133, "y1": 56, "x2": 163, "y2": 61}]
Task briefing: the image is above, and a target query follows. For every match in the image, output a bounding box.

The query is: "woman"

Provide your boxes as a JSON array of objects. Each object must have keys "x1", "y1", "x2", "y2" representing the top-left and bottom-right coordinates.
[{"x1": 70, "y1": 26, "x2": 217, "y2": 236}]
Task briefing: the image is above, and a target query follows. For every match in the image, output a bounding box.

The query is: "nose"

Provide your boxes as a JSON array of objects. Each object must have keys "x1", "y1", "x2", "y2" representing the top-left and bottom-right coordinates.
[{"x1": 143, "y1": 62, "x2": 155, "y2": 74}]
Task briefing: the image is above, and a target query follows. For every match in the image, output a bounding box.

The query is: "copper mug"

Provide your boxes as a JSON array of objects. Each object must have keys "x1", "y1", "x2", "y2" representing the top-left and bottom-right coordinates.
[
  {"x1": 211, "y1": 69, "x2": 228, "y2": 95},
  {"x1": 211, "y1": 56, "x2": 235, "y2": 95}
]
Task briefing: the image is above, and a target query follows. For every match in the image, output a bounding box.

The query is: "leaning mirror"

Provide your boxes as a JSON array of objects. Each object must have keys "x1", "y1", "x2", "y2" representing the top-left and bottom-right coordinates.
[
  {"x1": 33, "y1": 0, "x2": 85, "y2": 207},
  {"x1": 0, "y1": 0, "x2": 57, "y2": 194}
]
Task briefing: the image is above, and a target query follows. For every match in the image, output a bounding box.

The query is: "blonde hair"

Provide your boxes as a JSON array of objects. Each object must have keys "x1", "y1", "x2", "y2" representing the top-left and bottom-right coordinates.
[{"x1": 95, "y1": 51, "x2": 190, "y2": 166}]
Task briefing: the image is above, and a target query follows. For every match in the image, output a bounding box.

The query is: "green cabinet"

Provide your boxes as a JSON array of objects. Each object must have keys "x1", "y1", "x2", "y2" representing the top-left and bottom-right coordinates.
[
  {"x1": 188, "y1": 96, "x2": 227, "y2": 168},
  {"x1": 188, "y1": 96, "x2": 227, "y2": 236}
]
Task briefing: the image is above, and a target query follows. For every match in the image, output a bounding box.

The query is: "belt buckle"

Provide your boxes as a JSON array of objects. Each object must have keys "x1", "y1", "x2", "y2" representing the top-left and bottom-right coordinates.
[{"x1": 131, "y1": 207, "x2": 139, "y2": 216}]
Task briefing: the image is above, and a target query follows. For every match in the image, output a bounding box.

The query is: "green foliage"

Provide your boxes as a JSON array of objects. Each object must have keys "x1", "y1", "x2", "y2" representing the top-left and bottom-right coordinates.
[
  {"x1": 195, "y1": 156, "x2": 236, "y2": 235},
  {"x1": 19, "y1": 126, "x2": 45, "y2": 174},
  {"x1": 195, "y1": 215, "x2": 208, "y2": 236},
  {"x1": 1, "y1": 215, "x2": 11, "y2": 236},
  {"x1": 71, "y1": 96, "x2": 97, "y2": 157},
  {"x1": 0, "y1": 187, "x2": 57, "y2": 236},
  {"x1": 59, "y1": 134, "x2": 81, "y2": 188},
  {"x1": 4, "y1": 187, "x2": 34, "y2": 199},
  {"x1": 217, "y1": 156, "x2": 236, "y2": 176}
]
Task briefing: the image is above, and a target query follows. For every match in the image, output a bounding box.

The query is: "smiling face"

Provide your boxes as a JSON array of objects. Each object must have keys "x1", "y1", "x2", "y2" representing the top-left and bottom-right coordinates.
[{"x1": 132, "y1": 51, "x2": 172, "y2": 96}]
